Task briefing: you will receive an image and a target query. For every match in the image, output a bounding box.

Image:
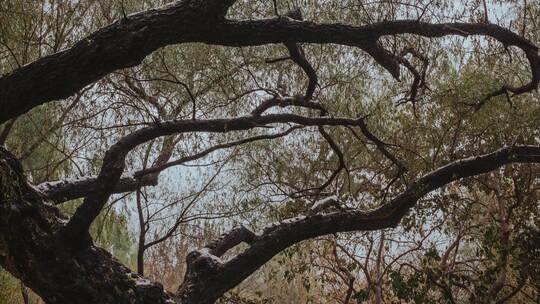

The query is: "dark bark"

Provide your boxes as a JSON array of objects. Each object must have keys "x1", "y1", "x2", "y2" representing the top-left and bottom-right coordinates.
[
  {"x1": 1, "y1": 1, "x2": 540, "y2": 303},
  {"x1": 175, "y1": 146, "x2": 540, "y2": 304},
  {"x1": 37, "y1": 174, "x2": 159, "y2": 204},
  {"x1": 2, "y1": 138, "x2": 540, "y2": 304},
  {"x1": 0, "y1": 119, "x2": 17, "y2": 145},
  {"x1": 38, "y1": 126, "x2": 301, "y2": 204},
  {"x1": 1, "y1": 1, "x2": 538, "y2": 124},
  {"x1": 0, "y1": 0, "x2": 236, "y2": 124},
  {"x1": 136, "y1": 190, "x2": 146, "y2": 276},
  {"x1": 59, "y1": 114, "x2": 365, "y2": 249},
  {"x1": 0, "y1": 147, "x2": 173, "y2": 304}
]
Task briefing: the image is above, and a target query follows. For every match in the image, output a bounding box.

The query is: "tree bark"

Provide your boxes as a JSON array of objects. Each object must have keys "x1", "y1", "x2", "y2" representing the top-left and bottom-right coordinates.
[
  {"x1": 0, "y1": 147, "x2": 173, "y2": 304},
  {"x1": 0, "y1": 1, "x2": 539, "y2": 302},
  {"x1": 2, "y1": 138, "x2": 540, "y2": 304},
  {"x1": 136, "y1": 190, "x2": 146, "y2": 276},
  {"x1": 1, "y1": 1, "x2": 538, "y2": 125}
]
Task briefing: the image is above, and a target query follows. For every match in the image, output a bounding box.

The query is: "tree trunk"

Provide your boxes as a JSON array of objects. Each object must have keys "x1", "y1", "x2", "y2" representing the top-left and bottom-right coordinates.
[{"x1": 0, "y1": 147, "x2": 173, "y2": 304}]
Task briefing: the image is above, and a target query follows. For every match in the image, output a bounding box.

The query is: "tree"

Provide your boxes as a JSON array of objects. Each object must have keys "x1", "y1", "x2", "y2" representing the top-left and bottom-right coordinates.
[{"x1": 0, "y1": 0, "x2": 539, "y2": 303}]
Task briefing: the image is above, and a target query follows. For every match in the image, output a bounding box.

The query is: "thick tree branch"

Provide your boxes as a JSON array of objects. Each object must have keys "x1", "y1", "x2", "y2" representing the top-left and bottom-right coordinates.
[
  {"x1": 0, "y1": 2, "x2": 538, "y2": 303},
  {"x1": 210, "y1": 20, "x2": 539, "y2": 89},
  {"x1": 37, "y1": 173, "x2": 159, "y2": 204},
  {"x1": 0, "y1": 0, "x2": 237, "y2": 123},
  {"x1": 205, "y1": 225, "x2": 257, "y2": 257},
  {"x1": 38, "y1": 127, "x2": 300, "y2": 203},
  {"x1": 2, "y1": 11, "x2": 538, "y2": 124},
  {"x1": 176, "y1": 145, "x2": 540, "y2": 303}
]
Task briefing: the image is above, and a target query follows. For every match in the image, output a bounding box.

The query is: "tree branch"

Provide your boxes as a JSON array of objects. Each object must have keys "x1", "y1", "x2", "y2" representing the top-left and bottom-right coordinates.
[
  {"x1": 2, "y1": 11, "x2": 538, "y2": 124},
  {"x1": 351, "y1": 120, "x2": 407, "y2": 173},
  {"x1": 38, "y1": 127, "x2": 300, "y2": 204},
  {"x1": 250, "y1": 95, "x2": 326, "y2": 116},
  {"x1": 282, "y1": 9, "x2": 319, "y2": 101},
  {"x1": 58, "y1": 114, "x2": 365, "y2": 248},
  {"x1": 37, "y1": 173, "x2": 158, "y2": 204},
  {"x1": 136, "y1": 126, "x2": 301, "y2": 178},
  {"x1": 176, "y1": 145, "x2": 540, "y2": 303},
  {"x1": 0, "y1": 146, "x2": 174, "y2": 303},
  {"x1": 0, "y1": 0, "x2": 237, "y2": 123}
]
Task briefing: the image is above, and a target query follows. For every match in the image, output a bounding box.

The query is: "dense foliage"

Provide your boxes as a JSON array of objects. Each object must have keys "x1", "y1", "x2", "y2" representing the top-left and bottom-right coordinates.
[{"x1": 0, "y1": 0, "x2": 539, "y2": 303}]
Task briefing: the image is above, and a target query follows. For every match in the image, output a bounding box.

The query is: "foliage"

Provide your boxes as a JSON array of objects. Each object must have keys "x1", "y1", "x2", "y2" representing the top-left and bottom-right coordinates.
[{"x1": 1, "y1": 0, "x2": 540, "y2": 303}]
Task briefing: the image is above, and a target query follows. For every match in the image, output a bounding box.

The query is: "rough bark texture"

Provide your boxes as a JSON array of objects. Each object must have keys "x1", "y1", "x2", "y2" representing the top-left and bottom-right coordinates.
[
  {"x1": 1, "y1": 0, "x2": 540, "y2": 303},
  {"x1": 0, "y1": 134, "x2": 540, "y2": 304},
  {"x1": 37, "y1": 174, "x2": 159, "y2": 204},
  {"x1": 1, "y1": 138, "x2": 540, "y2": 304},
  {"x1": 1, "y1": 1, "x2": 539, "y2": 124},
  {"x1": 0, "y1": 0, "x2": 237, "y2": 124},
  {"x1": 174, "y1": 146, "x2": 540, "y2": 304},
  {"x1": 0, "y1": 147, "x2": 174, "y2": 303},
  {"x1": 59, "y1": 115, "x2": 365, "y2": 249}
]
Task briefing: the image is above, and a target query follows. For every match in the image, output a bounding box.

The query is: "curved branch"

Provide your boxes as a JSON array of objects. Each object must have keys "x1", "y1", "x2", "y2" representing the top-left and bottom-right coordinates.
[
  {"x1": 212, "y1": 19, "x2": 539, "y2": 90},
  {"x1": 38, "y1": 127, "x2": 300, "y2": 203},
  {"x1": 136, "y1": 125, "x2": 301, "y2": 178},
  {"x1": 2, "y1": 9, "x2": 538, "y2": 124},
  {"x1": 205, "y1": 225, "x2": 257, "y2": 257},
  {"x1": 251, "y1": 95, "x2": 326, "y2": 116},
  {"x1": 0, "y1": 0, "x2": 238, "y2": 123},
  {"x1": 0, "y1": 147, "x2": 174, "y2": 304},
  {"x1": 282, "y1": 9, "x2": 319, "y2": 101},
  {"x1": 356, "y1": 119, "x2": 407, "y2": 173},
  {"x1": 176, "y1": 145, "x2": 540, "y2": 304},
  {"x1": 58, "y1": 114, "x2": 365, "y2": 248},
  {"x1": 316, "y1": 126, "x2": 346, "y2": 193}
]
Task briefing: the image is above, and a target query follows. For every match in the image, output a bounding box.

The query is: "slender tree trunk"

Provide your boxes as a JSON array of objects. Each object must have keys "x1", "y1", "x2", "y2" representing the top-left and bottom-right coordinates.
[
  {"x1": 136, "y1": 190, "x2": 146, "y2": 276},
  {"x1": 374, "y1": 231, "x2": 385, "y2": 304}
]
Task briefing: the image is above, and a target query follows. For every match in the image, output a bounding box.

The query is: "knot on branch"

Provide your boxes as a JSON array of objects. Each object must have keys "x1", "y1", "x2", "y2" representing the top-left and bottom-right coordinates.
[
  {"x1": 197, "y1": 0, "x2": 238, "y2": 20},
  {"x1": 285, "y1": 8, "x2": 303, "y2": 21},
  {"x1": 206, "y1": 225, "x2": 256, "y2": 257},
  {"x1": 310, "y1": 195, "x2": 343, "y2": 214},
  {"x1": 185, "y1": 248, "x2": 223, "y2": 275}
]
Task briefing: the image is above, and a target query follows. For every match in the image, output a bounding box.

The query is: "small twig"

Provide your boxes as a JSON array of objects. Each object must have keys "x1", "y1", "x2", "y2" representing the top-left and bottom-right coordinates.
[
  {"x1": 120, "y1": 0, "x2": 128, "y2": 20},
  {"x1": 272, "y1": 0, "x2": 280, "y2": 16},
  {"x1": 265, "y1": 56, "x2": 291, "y2": 64}
]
